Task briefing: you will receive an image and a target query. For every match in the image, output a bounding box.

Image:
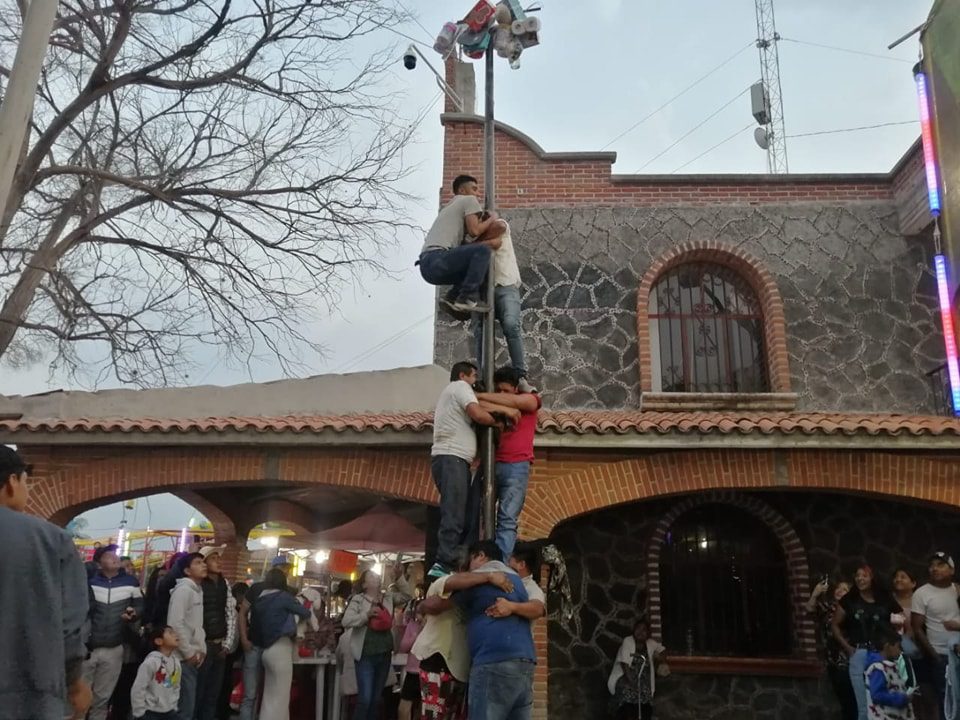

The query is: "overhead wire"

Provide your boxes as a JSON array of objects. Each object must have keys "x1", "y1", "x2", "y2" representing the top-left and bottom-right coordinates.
[
  {"x1": 634, "y1": 87, "x2": 751, "y2": 173},
  {"x1": 671, "y1": 123, "x2": 755, "y2": 173},
  {"x1": 787, "y1": 120, "x2": 917, "y2": 138},
  {"x1": 780, "y1": 37, "x2": 914, "y2": 64},
  {"x1": 331, "y1": 311, "x2": 434, "y2": 374},
  {"x1": 599, "y1": 41, "x2": 755, "y2": 151}
]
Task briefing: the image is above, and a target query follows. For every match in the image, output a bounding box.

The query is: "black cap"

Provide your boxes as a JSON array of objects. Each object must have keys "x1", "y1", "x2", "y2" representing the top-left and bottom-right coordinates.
[
  {"x1": 93, "y1": 543, "x2": 119, "y2": 564},
  {"x1": 0, "y1": 445, "x2": 30, "y2": 482},
  {"x1": 930, "y1": 551, "x2": 955, "y2": 569}
]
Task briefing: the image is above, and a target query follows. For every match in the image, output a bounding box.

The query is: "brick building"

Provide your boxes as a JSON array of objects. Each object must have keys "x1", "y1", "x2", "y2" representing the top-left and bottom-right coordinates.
[{"x1": 1, "y1": 61, "x2": 959, "y2": 720}]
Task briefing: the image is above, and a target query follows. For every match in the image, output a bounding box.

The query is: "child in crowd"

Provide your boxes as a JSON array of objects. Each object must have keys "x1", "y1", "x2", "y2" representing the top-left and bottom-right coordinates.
[
  {"x1": 131, "y1": 625, "x2": 182, "y2": 720},
  {"x1": 864, "y1": 627, "x2": 917, "y2": 720}
]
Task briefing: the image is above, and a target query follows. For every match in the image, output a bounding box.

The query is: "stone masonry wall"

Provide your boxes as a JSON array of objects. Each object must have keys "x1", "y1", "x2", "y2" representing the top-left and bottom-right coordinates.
[
  {"x1": 547, "y1": 490, "x2": 960, "y2": 720},
  {"x1": 433, "y1": 205, "x2": 945, "y2": 413}
]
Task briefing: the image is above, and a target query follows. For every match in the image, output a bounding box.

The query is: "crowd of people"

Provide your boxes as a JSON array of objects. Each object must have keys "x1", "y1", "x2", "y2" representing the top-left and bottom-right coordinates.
[{"x1": 806, "y1": 554, "x2": 960, "y2": 720}]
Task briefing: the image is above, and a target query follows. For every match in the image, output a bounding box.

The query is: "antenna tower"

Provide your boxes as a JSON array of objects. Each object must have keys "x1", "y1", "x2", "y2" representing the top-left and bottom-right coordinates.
[{"x1": 755, "y1": 0, "x2": 788, "y2": 172}]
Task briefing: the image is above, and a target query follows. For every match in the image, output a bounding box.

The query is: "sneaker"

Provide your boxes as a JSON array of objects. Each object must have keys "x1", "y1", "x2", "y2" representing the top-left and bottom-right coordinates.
[
  {"x1": 448, "y1": 298, "x2": 490, "y2": 314},
  {"x1": 427, "y1": 562, "x2": 452, "y2": 579},
  {"x1": 518, "y1": 376, "x2": 538, "y2": 394},
  {"x1": 439, "y1": 299, "x2": 472, "y2": 322}
]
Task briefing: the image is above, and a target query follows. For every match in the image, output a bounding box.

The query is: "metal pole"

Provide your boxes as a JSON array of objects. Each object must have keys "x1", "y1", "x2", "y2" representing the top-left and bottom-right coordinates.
[
  {"x1": 481, "y1": 44, "x2": 497, "y2": 541},
  {"x1": 0, "y1": 0, "x2": 59, "y2": 222}
]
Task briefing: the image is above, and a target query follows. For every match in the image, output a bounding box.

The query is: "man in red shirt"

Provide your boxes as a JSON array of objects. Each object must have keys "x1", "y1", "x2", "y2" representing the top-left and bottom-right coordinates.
[{"x1": 477, "y1": 366, "x2": 541, "y2": 558}]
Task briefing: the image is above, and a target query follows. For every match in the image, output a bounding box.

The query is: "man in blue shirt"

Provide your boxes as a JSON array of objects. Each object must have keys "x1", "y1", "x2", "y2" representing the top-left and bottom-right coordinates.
[{"x1": 453, "y1": 540, "x2": 536, "y2": 720}]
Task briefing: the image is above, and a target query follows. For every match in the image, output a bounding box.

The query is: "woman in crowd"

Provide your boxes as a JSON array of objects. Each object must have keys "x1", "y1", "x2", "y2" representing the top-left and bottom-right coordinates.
[
  {"x1": 342, "y1": 570, "x2": 395, "y2": 720},
  {"x1": 396, "y1": 586, "x2": 426, "y2": 720},
  {"x1": 893, "y1": 569, "x2": 920, "y2": 657},
  {"x1": 607, "y1": 620, "x2": 666, "y2": 720},
  {"x1": 251, "y1": 568, "x2": 311, "y2": 720},
  {"x1": 832, "y1": 565, "x2": 903, "y2": 720},
  {"x1": 806, "y1": 576, "x2": 856, "y2": 720}
]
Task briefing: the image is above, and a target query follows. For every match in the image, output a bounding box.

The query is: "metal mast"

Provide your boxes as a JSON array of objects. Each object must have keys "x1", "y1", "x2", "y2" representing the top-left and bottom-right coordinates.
[{"x1": 754, "y1": 0, "x2": 789, "y2": 173}]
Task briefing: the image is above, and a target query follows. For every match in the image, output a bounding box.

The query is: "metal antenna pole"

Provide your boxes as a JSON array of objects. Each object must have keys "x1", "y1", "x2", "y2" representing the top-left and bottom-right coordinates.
[
  {"x1": 755, "y1": 0, "x2": 789, "y2": 173},
  {"x1": 481, "y1": 44, "x2": 497, "y2": 541}
]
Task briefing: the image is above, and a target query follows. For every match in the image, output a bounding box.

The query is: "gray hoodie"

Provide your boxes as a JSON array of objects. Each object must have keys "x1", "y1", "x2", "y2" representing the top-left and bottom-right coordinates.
[
  {"x1": 0, "y1": 507, "x2": 89, "y2": 720},
  {"x1": 167, "y1": 578, "x2": 206, "y2": 660},
  {"x1": 130, "y1": 651, "x2": 181, "y2": 718}
]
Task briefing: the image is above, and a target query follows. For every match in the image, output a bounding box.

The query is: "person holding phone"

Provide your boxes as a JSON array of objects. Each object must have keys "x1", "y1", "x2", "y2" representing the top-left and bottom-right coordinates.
[
  {"x1": 806, "y1": 576, "x2": 856, "y2": 720},
  {"x1": 342, "y1": 570, "x2": 395, "y2": 720}
]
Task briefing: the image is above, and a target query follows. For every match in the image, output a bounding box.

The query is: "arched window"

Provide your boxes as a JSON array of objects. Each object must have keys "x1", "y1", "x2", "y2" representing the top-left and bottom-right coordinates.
[
  {"x1": 648, "y1": 263, "x2": 768, "y2": 393},
  {"x1": 659, "y1": 504, "x2": 792, "y2": 657}
]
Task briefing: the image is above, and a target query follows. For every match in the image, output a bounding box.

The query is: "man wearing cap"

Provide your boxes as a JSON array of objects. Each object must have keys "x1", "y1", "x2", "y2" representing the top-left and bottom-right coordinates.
[
  {"x1": 912, "y1": 551, "x2": 959, "y2": 719},
  {"x1": 0, "y1": 446, "x2": 92, "y2": 720},
  {"x1": 196, "y1": 545, "x2": 237, "y2": 720},
  {"x1": 85, "y1": 542, "x2": 144, "y2": 720},
  {"x1": 238, "y1": 555, "x2": 292, "y2": 720}
]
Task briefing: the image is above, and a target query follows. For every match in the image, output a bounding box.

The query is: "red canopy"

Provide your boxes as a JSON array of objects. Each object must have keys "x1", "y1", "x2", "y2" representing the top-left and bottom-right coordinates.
[{"x1": 309, "y1": 503, "x2": 425, "y2": 553}]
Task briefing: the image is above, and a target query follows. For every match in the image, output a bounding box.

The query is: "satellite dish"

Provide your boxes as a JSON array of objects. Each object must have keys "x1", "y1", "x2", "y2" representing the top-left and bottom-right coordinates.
[{"x1": 754, "y1": 127, "x2": 770, "y2": 150}]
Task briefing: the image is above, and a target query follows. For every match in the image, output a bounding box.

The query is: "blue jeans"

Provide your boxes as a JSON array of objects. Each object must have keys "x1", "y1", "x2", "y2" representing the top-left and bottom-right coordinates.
[
  {"x1": 354, "y1": 652, "x2": 392, "y2": 720},
  {"x1": 495, "y1": 461, "x2": 530, "y2": 559},
  {"x1": 195, "y1": 643, "x2": 226, "y2": 720},
  {"x1": 239, "y1": 645, "x2": 263, "y2": 720},
  {"x1": 849, "y1": 648, "x2": 869, "y2": 720},
  {"x1": 432, "y1": 455, "x2": 478, "y2": 568},
  {"x1": 419, "y1": 244, "x2": 491, "y2": 301},
  {"x1": 468, "y1": 659, "x2": 535, "y2": 720},
  {"x1": 176, "y1": 661, "x2": 198, "y2": 720},
  {"x1": 472, "y1": 285, "x2": 526, "y2": 374}
]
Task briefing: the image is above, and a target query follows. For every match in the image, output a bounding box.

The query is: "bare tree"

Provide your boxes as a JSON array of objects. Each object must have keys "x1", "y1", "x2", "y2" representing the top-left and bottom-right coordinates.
[{"x1": 0, "y1": 0, "x2": 416, "y2": 386}]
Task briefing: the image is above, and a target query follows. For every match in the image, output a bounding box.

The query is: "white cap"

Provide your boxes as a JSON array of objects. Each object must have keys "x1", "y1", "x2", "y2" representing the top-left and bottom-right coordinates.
[{"x1": 198, "y1": 544, "x2": 227, "y2": 559}]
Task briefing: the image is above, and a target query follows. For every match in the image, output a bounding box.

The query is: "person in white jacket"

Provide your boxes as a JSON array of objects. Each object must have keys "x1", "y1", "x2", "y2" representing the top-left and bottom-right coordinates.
[
  {"x1": 607, "y1": 621, "x2": 666, "y2": 720},
  {"x1": 131, "y1": 626, "x2": 182, "y2": 719},
  {"x1": 167, "y1": 553, "x2": 207, "y2": 720},
  {"x1": 341, "y1": 571, "x2": 395, "y2": 720}
]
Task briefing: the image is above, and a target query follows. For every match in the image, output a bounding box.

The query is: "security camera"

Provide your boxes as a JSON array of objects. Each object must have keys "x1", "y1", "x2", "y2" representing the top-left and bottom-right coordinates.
[{"x1": 403, "y1": 44, "x2": 417, "y2": 70}]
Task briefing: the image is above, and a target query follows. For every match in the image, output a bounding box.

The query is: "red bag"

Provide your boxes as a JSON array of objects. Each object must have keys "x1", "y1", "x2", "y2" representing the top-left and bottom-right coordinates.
[{"x1": 368, "y1": 605, "x2": 393, "y2": 632}]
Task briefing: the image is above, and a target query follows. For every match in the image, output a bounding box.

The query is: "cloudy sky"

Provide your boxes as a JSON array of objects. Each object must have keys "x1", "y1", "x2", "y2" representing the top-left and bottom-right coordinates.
[{"x1": 1, "y1": 0, "x2": 931, "y2": 535}]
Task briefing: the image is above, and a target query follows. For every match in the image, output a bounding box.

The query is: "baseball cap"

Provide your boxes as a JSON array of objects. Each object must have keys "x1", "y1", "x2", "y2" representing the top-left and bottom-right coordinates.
[
  {"x1": 929, "y1": 551, "x2": 955, "y2": 569},
  {"x1": 0, "y1": 445, "x2": 31, "y2": 482},
  {"x1": 198, "y1": 544, "x2": 226, "y2": 559},
  {"x1": 93, "y1": 543, "x2": 119, "y2": 564},
  {"x1": 271, "y1": 555, "x2": 291, "y2": 568}
]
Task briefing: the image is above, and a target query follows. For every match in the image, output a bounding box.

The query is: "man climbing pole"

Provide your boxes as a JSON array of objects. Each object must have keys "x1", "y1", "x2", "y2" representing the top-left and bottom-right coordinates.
[
  {"x1": 470, "y1": 219, "x2": 536, "y2": 393},
  {"x1": 418, "y1": 174, "x2": 507, "y2": 314}
]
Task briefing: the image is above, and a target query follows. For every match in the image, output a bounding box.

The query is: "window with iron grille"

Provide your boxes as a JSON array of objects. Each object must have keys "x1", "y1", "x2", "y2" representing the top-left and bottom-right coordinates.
[
  {"x1": 659, "y1": 504, "x2": 793, "y2": 657},
  {"x1": 649, "y1": 263, "x2": 768, "y2": 393}
]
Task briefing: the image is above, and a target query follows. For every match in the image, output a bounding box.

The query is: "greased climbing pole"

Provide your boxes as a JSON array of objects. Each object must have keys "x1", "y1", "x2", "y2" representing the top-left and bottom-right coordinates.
[{"x1": 480, "y1": 44, "x2": 497, "y2": 541}]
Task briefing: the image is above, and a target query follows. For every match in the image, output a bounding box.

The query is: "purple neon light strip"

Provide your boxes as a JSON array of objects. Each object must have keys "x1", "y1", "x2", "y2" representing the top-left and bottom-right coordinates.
[
  {"x1": 934, "y1": 255, "x2": 960, "y2": 416},
  {"x1": 916, "y1": 72, "x2": 942, "y2": 216}
]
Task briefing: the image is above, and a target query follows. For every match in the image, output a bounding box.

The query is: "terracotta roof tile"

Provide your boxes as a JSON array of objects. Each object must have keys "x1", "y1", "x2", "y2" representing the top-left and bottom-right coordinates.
[{"x1": 0, "y1": 411, "x2": 958, "y2": 438}]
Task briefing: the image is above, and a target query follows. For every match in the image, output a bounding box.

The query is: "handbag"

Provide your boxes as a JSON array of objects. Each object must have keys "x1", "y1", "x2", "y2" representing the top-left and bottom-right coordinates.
[{"x1": 368, "y1": 604, "x2": 393, "y2": 632}]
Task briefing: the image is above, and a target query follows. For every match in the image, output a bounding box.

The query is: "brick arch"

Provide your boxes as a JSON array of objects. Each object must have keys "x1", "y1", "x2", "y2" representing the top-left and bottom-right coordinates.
[
  {"x1": 636, "y1": 241, "x2": 792, "y2": 394},
  {"x1": 520, "y1": 449, "x2": 960, "y2": 540},
  {"x1": 24, "y1": 446, "x2": 434, "y2": 530},
  {"x1": 645, "y1": 491, "x2": 816, "y2": 659}
]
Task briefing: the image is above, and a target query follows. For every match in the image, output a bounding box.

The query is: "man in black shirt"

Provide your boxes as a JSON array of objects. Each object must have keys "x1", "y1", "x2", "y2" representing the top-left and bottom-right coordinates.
[{"x1": 196, "y1": 545, "x2": 236, "y2": 720}]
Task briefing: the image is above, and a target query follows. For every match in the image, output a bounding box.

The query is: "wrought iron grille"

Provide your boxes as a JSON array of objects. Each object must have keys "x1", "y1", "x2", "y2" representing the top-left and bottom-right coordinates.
[
  {"x1": 927, "y1": 364, "x2": 954, "y2": 417},
  {"x1": 660, "y1": 504, "x2": 793, "y2": 657},
  {"x1": 649, "y1": 264, "x2": 768, "y2": 393}
]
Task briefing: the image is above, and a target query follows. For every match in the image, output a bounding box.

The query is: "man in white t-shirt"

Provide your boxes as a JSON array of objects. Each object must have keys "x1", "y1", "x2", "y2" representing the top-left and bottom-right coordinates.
[
  {"x1": 469, "y1": 221, "x2": 535, "y2": 393},
  {"x1": 486, "y1": 542, "x2": 546, "y2": 622},
  {"x1": 419, "y1": 175, "x2": 508, "y2": 314},
  {"x1": 430, "y1": 362, "x2": 516, "y2": 577},
  {"x1": 911, "y1": 551, "x2": 959, "y2": 717}
]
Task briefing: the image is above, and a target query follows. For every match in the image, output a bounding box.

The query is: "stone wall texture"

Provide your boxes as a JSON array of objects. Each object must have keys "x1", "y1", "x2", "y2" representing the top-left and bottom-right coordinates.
[
  {"x1": 433, "y1": 204, "x2": 945, "y2": 413},
  {"x1": 547, "y1": 490, "x2": 960, "y2": 720}
]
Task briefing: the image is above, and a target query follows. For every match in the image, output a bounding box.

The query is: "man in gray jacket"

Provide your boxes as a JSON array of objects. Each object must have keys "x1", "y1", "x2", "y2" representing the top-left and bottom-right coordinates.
[
  {"x1": 0, "y1": 446, "x2": 91, "y2": 719},
  {"x1": 167, "y1": 552, "x2": 208, "y2": 720}
]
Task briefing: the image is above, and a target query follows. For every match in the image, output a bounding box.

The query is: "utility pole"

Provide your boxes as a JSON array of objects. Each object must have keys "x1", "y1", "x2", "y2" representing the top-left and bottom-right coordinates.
[
  {"x1": 480, "y1": 45, "x2": 497, "y2": 541},
  {"x1": 754, "y1": 0, "x2": 789, "y2": 173},
  {"x1": 0, "y1": 0, "x2": 59, "y2": 221}
]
